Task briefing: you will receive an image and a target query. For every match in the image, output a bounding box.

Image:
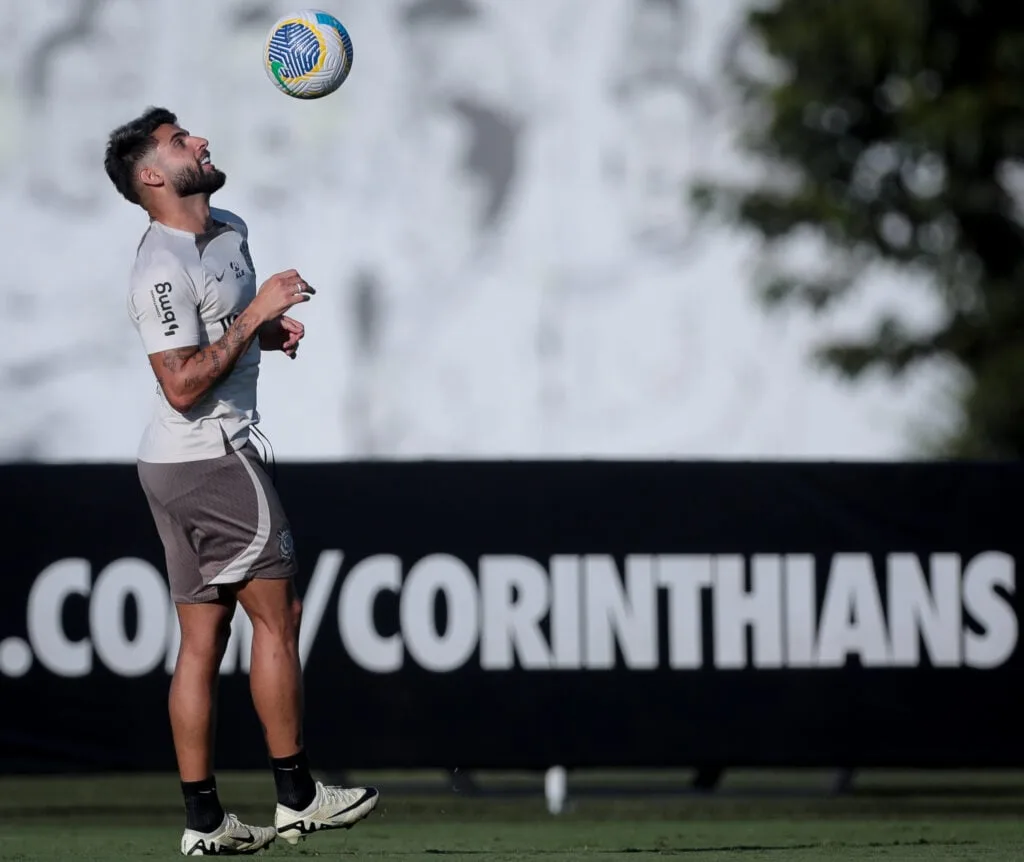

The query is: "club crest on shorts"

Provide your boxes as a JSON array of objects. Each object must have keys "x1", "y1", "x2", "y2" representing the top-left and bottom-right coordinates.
[{"x1": 278, "y1": 528, "x2": 295, "y2": 561}]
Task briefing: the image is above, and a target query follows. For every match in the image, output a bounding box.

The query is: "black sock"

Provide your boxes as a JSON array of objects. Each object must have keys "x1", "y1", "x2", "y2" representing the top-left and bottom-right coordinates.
[
  {"x1": 271, "y1": 749, "x2": 317, "y2": 811},
  {"x1": 181, "y1": 776, "x2": 225, "y2": 833}
]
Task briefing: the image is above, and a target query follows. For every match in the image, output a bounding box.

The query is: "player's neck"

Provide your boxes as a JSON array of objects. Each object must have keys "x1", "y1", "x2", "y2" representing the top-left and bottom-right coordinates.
[{"x1": 150, "y1": 195, "x2": 213, "y2": 235}]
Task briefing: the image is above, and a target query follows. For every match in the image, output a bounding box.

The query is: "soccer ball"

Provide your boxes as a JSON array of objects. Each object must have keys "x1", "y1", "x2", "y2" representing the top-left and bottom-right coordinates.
[{"x1": 264, "y1": 9, "x2": 354, "y2": 99}]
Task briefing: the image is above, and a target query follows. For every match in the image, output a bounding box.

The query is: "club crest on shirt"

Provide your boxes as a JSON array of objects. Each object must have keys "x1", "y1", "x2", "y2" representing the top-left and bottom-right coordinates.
[{"x1": 278, "y1": 528, "x2": 295, "y2": 562}]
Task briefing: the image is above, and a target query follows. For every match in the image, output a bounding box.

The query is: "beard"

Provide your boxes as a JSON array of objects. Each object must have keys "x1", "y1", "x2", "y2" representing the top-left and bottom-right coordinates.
[{"x1": 172, "y1": 162, "x2": 227, "y2": 197}]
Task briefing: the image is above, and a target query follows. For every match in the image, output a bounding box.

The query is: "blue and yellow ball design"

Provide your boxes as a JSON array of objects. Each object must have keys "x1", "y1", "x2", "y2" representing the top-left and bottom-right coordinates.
[{"x1": 264, "y1": 9, "x2": 354, "y2": 99}]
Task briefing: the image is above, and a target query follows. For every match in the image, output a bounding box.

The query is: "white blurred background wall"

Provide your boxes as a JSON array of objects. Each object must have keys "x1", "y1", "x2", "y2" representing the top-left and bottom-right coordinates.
[{"x1": 0, "y1": 0, "x2": 956, "y2": 462}]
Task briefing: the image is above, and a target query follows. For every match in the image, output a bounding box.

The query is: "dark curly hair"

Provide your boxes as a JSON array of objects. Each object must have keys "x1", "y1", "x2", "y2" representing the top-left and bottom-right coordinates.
[{"x1": 104, "y1": 106, "x2": 177, "y2": 206}]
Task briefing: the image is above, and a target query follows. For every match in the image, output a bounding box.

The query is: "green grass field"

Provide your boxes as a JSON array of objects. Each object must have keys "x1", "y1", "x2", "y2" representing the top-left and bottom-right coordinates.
[{"x1": 2, "y1": 770, "x2": 1023, "y2": 860}]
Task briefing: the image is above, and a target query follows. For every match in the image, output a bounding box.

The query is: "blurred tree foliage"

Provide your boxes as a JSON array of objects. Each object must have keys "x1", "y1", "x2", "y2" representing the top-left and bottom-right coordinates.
[{"x1": 695, "y1": 0, "x2": 1024, "y2": 458}]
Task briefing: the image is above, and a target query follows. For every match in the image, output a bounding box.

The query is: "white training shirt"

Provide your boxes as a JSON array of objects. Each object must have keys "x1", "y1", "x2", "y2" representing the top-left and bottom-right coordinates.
[{"x1": 127, "y1": 207, "x2": 262, "y2": 463}]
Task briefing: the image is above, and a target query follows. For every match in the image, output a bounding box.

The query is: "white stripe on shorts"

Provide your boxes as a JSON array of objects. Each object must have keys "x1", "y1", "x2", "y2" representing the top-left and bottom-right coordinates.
[{"x1": 209, "y1": 449, "x2": 272, "y2": 585}]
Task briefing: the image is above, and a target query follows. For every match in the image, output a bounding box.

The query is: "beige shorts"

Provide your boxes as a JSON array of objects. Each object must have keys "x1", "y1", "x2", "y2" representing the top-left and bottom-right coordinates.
[{"x1": 138, "y1": 442, "x2": 298, "y2": 604}]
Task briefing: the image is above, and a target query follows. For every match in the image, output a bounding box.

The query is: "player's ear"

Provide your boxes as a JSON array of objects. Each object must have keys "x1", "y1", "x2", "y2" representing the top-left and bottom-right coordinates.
[{"x1": 138, "y1": 164, "x2": 163, "y2": 190}]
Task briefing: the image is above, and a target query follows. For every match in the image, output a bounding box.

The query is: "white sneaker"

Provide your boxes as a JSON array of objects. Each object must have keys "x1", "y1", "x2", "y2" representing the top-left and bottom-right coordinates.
[
  {"x1": 274, "y1": 780, "x2": 379, "y2": 845},
  {"x1": 180, "y1": 812, "x2": 276, "y2": 855}
]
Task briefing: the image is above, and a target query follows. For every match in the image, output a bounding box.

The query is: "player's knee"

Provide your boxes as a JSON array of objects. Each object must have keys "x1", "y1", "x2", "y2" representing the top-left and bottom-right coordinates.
[
  {"x1": 250, "y1": 594, "x2": 301, "y2": 642},
  {"x1": 180, "y1": 613, "x2": 232, "y2": 659}
]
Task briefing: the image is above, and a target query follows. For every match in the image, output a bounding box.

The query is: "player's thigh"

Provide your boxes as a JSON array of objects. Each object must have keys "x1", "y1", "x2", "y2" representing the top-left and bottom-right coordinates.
[
  {"x1": 138, "y1": 462, "x2": 217, "y2": 605},
  {"x1": 175, "y1": 592, "x2": 237, "y2": 655},
  {"x1": 139, "y1": 445, "x2": 297, "y2": 603},
  {"x1": 231, "y1": 575, "x2": 302, "y2": 635},
  {"x1": 212, "y1": 447, "x2": 301, "y2": 631},
  {"x1": 197, "y1": 443, "x2": 299, "y2": 588}
]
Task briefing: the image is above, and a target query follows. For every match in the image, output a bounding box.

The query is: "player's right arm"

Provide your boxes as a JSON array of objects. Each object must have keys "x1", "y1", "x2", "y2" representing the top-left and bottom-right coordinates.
[{"x1": 131, "y1": 263, "x2": 314, "y2": 414}]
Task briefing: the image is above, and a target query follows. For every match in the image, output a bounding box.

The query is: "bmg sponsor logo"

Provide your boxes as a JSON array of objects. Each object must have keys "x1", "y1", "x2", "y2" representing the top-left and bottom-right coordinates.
[{"x1": 151, "y1": 281, "x2": 179, "y2": 336}]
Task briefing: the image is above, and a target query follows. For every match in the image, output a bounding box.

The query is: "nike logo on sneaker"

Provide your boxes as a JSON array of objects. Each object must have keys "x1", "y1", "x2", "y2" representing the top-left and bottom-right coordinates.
[{"x1": 328, "y1": 790, "x2": 378, "y2": 818}]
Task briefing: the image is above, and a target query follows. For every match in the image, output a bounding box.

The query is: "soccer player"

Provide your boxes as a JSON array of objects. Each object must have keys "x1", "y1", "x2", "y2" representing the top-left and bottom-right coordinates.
[{"x1": 104, "y1": 107, "x2": 379, "y2": 856}]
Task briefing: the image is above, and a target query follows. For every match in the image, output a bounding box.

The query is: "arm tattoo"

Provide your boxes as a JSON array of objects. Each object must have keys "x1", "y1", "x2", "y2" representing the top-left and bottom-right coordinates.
[
  {"x1": 228, "y1": 316, "x2": 252, "y2": 348},
  {"x1": 160, "y1": 347, "x2": 193, "y2": 374},
  {"x1": 158, "y1": 310, "x2": 260, "y2": 409}
]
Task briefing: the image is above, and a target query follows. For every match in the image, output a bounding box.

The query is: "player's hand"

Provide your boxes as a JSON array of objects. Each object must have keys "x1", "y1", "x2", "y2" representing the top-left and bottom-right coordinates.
[
  {"x1": 278, "y1": 315, "x2": 304, "y2": 358},
  {"x1": 252, "y1": 269, "x2": 315, "y2": 323},
  {"x1": 260, "y1": 315, "x2": 305, "y2": 359}
]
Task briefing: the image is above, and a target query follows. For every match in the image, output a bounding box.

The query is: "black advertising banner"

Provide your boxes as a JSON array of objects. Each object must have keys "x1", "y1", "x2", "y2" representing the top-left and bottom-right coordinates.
[{"x1": 0, "y1": 461, "x2": 1020, "y2": 774}]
